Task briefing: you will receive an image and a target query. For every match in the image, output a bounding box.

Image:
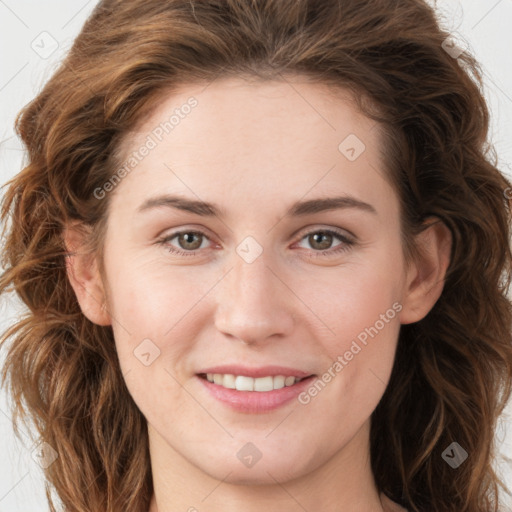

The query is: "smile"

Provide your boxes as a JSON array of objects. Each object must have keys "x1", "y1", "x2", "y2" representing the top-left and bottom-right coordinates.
[
  {"x1": 197, "y1": 370, "x2": 316, "y2": 413},
  {"x1": 204, "y1": 373, "x2": 304, "y2": 391}
]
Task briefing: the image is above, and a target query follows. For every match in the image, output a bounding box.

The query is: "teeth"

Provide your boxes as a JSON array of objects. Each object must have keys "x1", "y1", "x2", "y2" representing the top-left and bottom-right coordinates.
[
  {"x1": 273, "y1": 375, "x2": 285, "y2": 389},
  {"x1": 284, "y1": 376, "x2": 295, "y2": 386},
  {"x1": 254, "y1": 376, "x2": 273, "y2": 392},
  {"x1": 235, "y1": 375, "x2": 254, "y2": 391},
  {"x1": 222, "y1": 374, "x2": 236, "y2": 389},
  {"x1": 205, "y1": 373, "x2": 303, "y2": 391}
]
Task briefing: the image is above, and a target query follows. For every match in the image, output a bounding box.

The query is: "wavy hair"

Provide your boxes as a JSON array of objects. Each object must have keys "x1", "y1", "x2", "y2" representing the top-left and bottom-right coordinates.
[{"x1": 1, "y1": 0, "x2": 511, "y2": 511}]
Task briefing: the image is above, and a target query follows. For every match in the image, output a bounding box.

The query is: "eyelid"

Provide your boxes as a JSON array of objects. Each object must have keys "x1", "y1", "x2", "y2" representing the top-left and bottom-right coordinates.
[
  {"x1": 293, "y1": 224, "x2": 356, "y2": 242},
  {"x1": 157, "y1": 225, "x2": 217, "y2": 243}
]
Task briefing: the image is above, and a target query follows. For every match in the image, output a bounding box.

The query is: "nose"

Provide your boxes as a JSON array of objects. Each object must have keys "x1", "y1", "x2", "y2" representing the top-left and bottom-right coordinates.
[{"x1": 214, "y1": 251, "x2": 295, "y2": 347}]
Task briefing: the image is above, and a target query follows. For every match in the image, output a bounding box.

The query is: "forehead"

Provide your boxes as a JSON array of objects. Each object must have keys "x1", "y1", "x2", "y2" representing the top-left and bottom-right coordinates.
[
  {"x1": 120, "y1": 75, "x2": 378, "y2": 163},
  {"x1": 110, "y1": 76, "x2": 395, "y2": 221}
]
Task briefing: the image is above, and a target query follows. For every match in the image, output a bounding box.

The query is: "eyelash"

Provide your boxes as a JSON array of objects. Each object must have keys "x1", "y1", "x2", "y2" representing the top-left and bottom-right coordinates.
[{"x1": 156, "y1": 228, "x2": 356, "y2": 258}]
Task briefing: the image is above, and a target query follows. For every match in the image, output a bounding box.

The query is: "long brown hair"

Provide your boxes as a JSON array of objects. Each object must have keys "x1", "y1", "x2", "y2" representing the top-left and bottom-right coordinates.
[{"x1": 1, "y1": 1, "x2": 511, "y2": 511}]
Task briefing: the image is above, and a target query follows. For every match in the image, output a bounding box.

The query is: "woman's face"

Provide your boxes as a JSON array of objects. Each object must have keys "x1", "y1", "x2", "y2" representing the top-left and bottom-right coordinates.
[{"x1": 70, "y1": 76, "x2": 445, "y2": 485}]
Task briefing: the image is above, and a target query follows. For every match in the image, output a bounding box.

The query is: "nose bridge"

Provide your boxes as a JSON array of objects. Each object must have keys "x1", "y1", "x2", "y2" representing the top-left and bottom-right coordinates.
[{"x1": 214, "y1": 247, "x2": 295, "y2": 345}]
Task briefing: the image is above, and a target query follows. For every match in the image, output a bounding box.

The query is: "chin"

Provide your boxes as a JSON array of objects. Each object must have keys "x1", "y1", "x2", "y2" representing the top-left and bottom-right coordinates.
[{"x1": 193, "y1": 448, "x2": 318, "y2": 486}]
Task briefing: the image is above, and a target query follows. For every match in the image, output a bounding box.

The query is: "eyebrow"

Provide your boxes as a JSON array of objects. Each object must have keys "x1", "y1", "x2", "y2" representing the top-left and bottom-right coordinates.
[{"x1": 136, "y1": 194, "x2": 377, "y2": 217}]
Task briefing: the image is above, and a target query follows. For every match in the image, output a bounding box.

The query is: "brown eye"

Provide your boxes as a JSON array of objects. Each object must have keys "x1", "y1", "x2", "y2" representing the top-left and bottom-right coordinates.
[
  {"x1": 295, "y1": 228, "x2": 356, "y2": 258},
  {"x1": 175, "y1": 232, "x2": 204, "y2": 251},
  {"x1": 158, "y1": 230, "x2": 210, "y2": 256},
  {"x1": 307, "y1": 231, "x2": 335, "y2": 251}
]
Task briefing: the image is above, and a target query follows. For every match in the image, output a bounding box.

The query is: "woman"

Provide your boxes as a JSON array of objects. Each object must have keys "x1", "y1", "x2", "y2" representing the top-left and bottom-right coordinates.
[{"x1": 1, "y1": 1, "x2": 511, "y2": 511}]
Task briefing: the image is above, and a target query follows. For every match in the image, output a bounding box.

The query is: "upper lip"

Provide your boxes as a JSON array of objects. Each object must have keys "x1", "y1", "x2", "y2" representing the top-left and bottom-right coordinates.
[{"x1": 197, "y1": 365, "x2": 314, "y2": 378}]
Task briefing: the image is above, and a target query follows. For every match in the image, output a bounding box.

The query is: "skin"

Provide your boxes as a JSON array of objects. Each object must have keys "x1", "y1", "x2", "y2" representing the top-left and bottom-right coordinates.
[{"x1": 64, "y1": 75, "x2": 451, "y2": 512}]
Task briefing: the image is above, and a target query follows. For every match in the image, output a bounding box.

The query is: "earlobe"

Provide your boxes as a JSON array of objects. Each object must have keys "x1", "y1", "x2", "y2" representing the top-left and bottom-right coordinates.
[
  {"x1": 63, "y1": 221, "x2": 111, "y2": 326},
  {"x1": 399, "y1": 218, "x2": 452, "y2": 325}
]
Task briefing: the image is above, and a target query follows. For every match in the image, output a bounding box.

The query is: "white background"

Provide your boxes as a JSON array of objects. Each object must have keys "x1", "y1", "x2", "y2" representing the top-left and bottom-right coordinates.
[{"x1": 0, "y1": 1, "x2": 511, "y2": 510}]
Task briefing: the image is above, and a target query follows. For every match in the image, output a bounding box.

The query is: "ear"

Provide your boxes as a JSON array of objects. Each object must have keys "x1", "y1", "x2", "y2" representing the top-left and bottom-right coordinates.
[
  {"x1": 63, "y1": 221, "x2": 111, "y2": 326},
  {"x1": 399, "y1": 217, "x2": 452, "y2": 325}
]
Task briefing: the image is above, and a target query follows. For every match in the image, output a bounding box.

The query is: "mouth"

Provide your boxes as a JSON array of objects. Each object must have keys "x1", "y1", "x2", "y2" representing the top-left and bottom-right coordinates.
[
  {"x1": 196, "y1": 367, "x2": 317, "y2": 413},
  {"x1": 198, "y1": 373, "x2": 309, "y2": 392}
]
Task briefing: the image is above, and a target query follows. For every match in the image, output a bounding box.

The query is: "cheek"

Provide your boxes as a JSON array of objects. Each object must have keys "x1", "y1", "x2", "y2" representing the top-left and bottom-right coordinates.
[
  {"x1": 103, "y1": 259, "x2": 204, "y2": 418},
  {"x1": 103, "y1": 254, "x2": 206, "y2": 366},
  {"x1": 315, "y1": 259, "x2": 404, "y2": 358},
  {"x1": 295, "y1": 278, "x2": 402, "y2": 440},
  {"x1": 306, "y1": 252, "x2": 404, "y2": 410}
]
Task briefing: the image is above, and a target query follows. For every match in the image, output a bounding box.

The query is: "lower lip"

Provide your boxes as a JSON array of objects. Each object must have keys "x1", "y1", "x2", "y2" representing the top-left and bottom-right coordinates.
[{"x1": 197, "y1": 375, "x2": 316, "y2": 413}]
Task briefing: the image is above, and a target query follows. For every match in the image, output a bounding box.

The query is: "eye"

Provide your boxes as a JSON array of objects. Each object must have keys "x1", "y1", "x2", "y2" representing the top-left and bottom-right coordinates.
[
  {"x1": 158, "y1": 230, "x2": 211, "y2": 256},
  {"x1": 294, "y1": 228, "x2": 355, "y2": 257}
]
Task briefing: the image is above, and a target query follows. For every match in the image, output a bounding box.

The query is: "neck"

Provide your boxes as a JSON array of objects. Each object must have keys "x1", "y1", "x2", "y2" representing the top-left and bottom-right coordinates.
[{"x1": 147, "y1": 420, "x2": 387, "y2": 512}]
